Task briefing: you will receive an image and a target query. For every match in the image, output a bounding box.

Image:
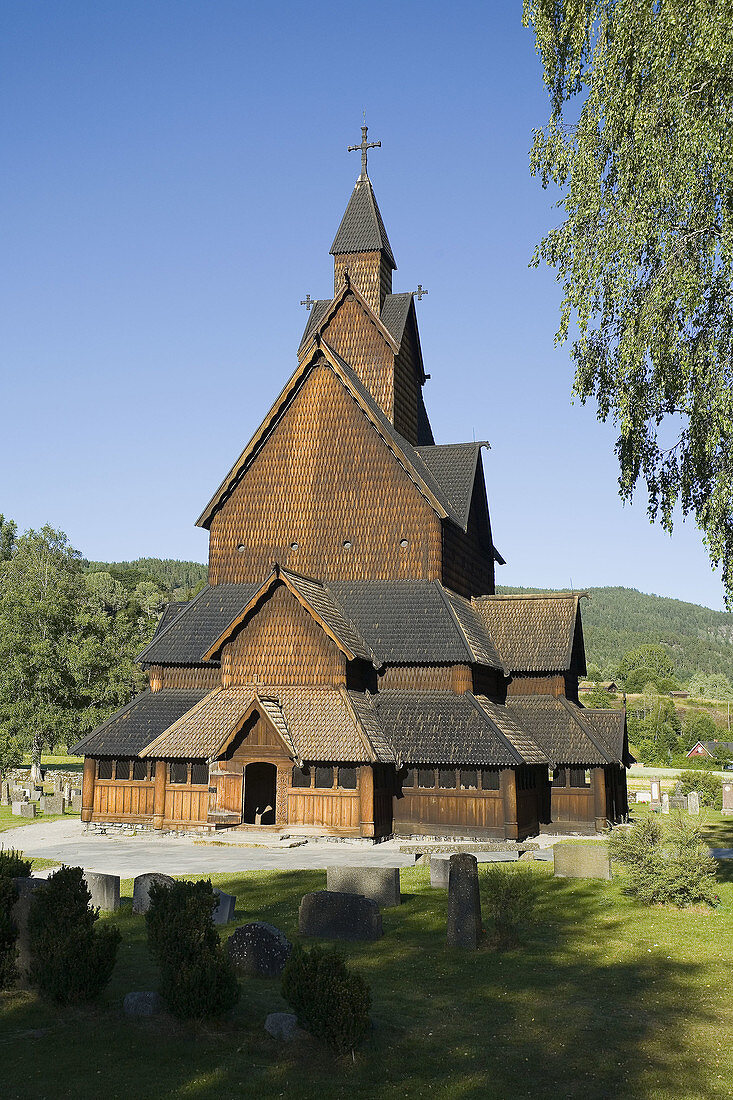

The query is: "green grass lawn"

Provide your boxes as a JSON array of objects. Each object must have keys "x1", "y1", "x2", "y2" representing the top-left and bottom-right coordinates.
[
  {"x1": 3, "y1": 849, "x2": 733, "y2": 1100},
  {"x1": 0, "y1": 805, "x2": 78, "y2": 835},
  {"x1": 20, "y1": 753, "x2": 83, "y2": 769}
]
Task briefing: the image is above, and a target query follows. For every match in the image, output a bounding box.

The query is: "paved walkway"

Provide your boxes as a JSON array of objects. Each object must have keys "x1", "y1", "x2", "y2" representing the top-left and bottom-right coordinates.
[{"x1": 2, "y1": 818, "x2": 570, "y2": 878}]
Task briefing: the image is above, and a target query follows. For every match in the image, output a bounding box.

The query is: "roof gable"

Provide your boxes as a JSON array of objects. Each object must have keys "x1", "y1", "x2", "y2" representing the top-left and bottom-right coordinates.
[
  {"x1": 298, "y1": 278, "x2": 399, "y2": 360},
  {"x1": 138, "y1": 584, "x2": 260, "y2": 667},
  {"x1": 415, "y1": 443, "x2": 484, "y2": 532},
  {"x1": 472, "y1": 592, "x2": 587, "y2": 674},
  {"x1": 330, "y1": 179, "x2": 395, "y2": 268}
]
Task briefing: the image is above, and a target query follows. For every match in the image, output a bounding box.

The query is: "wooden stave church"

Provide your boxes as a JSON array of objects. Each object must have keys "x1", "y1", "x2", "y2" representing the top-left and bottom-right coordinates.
[{"x1": 71, "y1": 132, "x2": 631, "y2": 841}]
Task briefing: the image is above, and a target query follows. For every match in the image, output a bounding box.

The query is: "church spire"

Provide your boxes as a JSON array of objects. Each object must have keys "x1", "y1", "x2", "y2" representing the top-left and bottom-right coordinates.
[{"x1": 330, "y1": 124, "x2": 395, "y2": 312}]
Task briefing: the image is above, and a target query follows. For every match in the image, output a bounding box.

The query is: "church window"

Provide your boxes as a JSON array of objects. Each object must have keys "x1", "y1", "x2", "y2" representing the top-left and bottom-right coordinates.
[
  {"x1": 115, "y1": 759, "x2": 131, "y2": 781},
  {"x1": 403, "y1": 769, "x2": 416, "y2": 788},
  {"x1": 132, "y1": 759, "x2": 148, "y2": 781},
  {"x1": 438, "y1": 768, "x2": 457, "y2": 789},
  {"x1": 97, "y1": 759, "x2": 113, "y2": 780},
  {"x1": 337, "y1": 767, "x2": 357, "y2": 789},
  {"x1": 480, "y1": 768, "x2": 500, "y2": 791},
  {"x1": 292, "y1": 766, "x2": 311, "y2": 788},
  {"x1": 460, "y1": 769, "x2": 477, "y2": 790},
  {"x1": 399, "y1": 539, "x2": 409, "y2": 548},
  {"x1": 290, "y1": 542, "x2": 299, "y2": 551},
  {"x1": 569, "y1": 767, "x2": 590, "y2": 788},
  {"x1": 315, "y1": 766, "x2": 334, "y2": 788},
  {"x1": 169, "y1": 762, "x2": 188, "y2": 784},
  {"x1": 191, "y1": 762, "x2": 209, "y2": 785},
  {"x1": 343, "y1": 540, "x2": 352, "y2": 550},
  {"x1": 552, "y1": 767, "x2": 567, "y2": 788},
  {"x1": 417, "y1": 768, "x2": 435, "y2": 789}
]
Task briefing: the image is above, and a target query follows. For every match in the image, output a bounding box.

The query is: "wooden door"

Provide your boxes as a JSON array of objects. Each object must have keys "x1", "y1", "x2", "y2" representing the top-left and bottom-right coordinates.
[{"x1": 208, "y1": 765, "x2": 243, "y2": 825}]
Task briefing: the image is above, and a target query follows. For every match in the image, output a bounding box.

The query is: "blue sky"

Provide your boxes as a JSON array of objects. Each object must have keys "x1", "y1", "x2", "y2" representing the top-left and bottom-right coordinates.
[{"x1": 1, "y1": 1, "x2": 725, "y2": 609}]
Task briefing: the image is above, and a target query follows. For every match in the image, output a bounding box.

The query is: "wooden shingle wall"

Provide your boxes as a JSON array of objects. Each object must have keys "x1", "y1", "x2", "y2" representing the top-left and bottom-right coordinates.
[
  {"x1": 222, "y1": 583, "x2": 346, "y2": 686},
  {"x1": 441, "y1": 462, "x2": 495, "y2": 597},
  {"x1": 334, "y1": 252, "x2": 392, "y2": 314},
  {"x1": 322, "y1": 295, "x2": 394, "y2": 421},
  {"x1": 379, "y1": 664, "x2": 472, "y2": 692},
  {"x1": 508, "y1": 674, "x2": 565, "y2": 697},
  {"x1": 392, "y1": 312, "x2": 421, "y2": 444},
  {"x1": 149, "y1": 665, "x2": 221, "y2": 692},
  {"x1": 208, "y1": 364, "x2": 442, "y2": 585}
]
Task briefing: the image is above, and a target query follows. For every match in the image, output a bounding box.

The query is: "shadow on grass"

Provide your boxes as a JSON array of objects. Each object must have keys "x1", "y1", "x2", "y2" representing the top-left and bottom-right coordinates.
[{"x1": 2, "y1": 865, "x2": 719, "y2": 1100}]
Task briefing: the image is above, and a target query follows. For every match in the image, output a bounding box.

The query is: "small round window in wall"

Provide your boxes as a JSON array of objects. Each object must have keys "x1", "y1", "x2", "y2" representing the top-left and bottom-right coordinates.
[
  {"x1": 237, "y1": 544, "x2": 245, "y2": 553},
  {"x1": 343, "y1": 540, "x2": 352, "y2": 550},
  {"x1": 290, "y1": 542, "x2": 299, "y2": 551},
  {"x1": 399, "y1": 538, "x2": 409, "y2": 549}
]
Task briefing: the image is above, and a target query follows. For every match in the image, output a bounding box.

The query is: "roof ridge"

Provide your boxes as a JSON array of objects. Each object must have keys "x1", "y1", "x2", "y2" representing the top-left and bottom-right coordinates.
[
  {"x1": 465, "y1": 692, "x2": 524, "y2": 765},
  {"x1": 435, "y1": 582, "x2": 479, "y2": 665},
  {"x1": 557, "y1": 696, "x2": 615, "y2": 764},
  {"x1": 137, "y1": 584, "x2": 211, "y2": 662},
  {"x1": 475, "y1": 592, "x2": 587, "y2": 602}
]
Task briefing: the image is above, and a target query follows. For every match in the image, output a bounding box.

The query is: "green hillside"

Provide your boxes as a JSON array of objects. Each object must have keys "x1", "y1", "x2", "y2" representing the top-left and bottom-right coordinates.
[
  {"x1": 497, "y1": 585, "x2": 733, "y2": 682},
  {"x1": 82, "y1": 557, "x2": 208, "y2": 597}
]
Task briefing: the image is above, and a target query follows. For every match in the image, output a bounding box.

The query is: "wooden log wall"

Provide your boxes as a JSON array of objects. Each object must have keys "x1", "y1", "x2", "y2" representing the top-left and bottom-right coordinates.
[
  {"x1": 208, "y1": 364, "x2": 442, "y2": 585},
  {"x1": 222, "y1": 584, "x2": 346, "y2": 686}
]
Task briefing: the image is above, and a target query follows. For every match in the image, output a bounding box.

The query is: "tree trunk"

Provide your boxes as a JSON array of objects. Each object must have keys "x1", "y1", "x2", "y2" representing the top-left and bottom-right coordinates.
[{"x1": 30, "y1": 734, "x2": 43, "y2": 786}]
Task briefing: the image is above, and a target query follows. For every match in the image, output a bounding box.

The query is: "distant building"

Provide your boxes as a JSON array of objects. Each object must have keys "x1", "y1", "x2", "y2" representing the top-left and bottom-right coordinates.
[
  {"x1": 669, "y1": 690, "x2": 689, "y2": 699},
  {"x1": 686, "y1": 740, "x2": 733, "y2": 760},
  {"x1": 579, "y1": 681, "x2": 618, "y2": 694}
]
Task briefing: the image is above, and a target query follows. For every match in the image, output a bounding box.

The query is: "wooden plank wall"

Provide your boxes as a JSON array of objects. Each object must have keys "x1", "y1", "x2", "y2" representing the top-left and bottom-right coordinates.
[
  {"x1": 93, "y1": 781, "x2": 155, "y2": 822},
  {"x1": 208, "y1": 364, "x2": 442, "y2": 585},
  {"x1": 287, "y1": 789, "x2": 361, "y2": 833},
  {"x1": 394, "y1": 790, "x2": 504, "y2": 834}
]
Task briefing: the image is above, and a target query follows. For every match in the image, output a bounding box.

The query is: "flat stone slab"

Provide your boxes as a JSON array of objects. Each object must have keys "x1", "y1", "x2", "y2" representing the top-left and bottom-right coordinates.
[
  {"x1": 554, "y1": 843, "x2": 611, "y2": 881},
  {"x1": 83, "y1": 871, "x2": 120, "y2": 911},
  {"x1": 533, "y1": 849, "x2": 554, "y2": 862},
  {"x1": 475, "y1": 851, "x2": 519, "y2": 863},
  {"x1": 212, "y1": 887, "x2": 236, "y2": 924},
  {"x1": 326, "y1": 866, "x2": 401, "y2": 907},
  {"x1": 132, "y1": 872, "x2": 175, "y2": 914},
  {"x1": 12, "y1": 802, "x2": 36, "y2": 818},
  {"x1": 123, "y1": 991, "x2": 163, "y2": 1017},
  {"x1": 227, "y1": 921, "x2": 292, "y2": 977},
  {"x1": 265, "y1": 1012, "x2": 308, "y2": 1042},
  {"x1": 299, "y1": 890, "x2": 382, "y2": 942}
]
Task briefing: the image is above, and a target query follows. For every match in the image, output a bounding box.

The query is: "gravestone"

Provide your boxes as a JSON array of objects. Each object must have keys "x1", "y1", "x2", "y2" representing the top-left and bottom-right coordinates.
[
  {"x1": 212, "y1": 887, "x2": 236, "y2": 924},
  {"x1": 70, "y1": 787, "x2": 82, "y2": 799},
  {"x1": 132, "y1": 872, "x2": 175, "y2": 914},
  {"x1": 475, "y1": 851, "x2": 519, "y2": 863},
  {"x1": 661, "y1": 792, "x2": 670, "y2": 814},
  {"x1": 669, "y1": 795, "x2": 687, "y2": 811},
  {"x1": 71, "y1": 794, "x2": 82, "y2": 813},
  {"x1": 123, "y1": 992, "x2": 163, "y2": 1017},
  {"x1": 264, "y1": 1012, "x2": 308, "y2": 1042},
  {"x1": 11, "y1": 801, "x2": 35, "y2": 819},
  {"x1": 430, "y1": 855, "x2": 451, "y2": 889},
  {"x1": 326, "y1": 866, "x2": 401, "y2": 907},
  {"x1": 12, "y1": 877, "x2": 45, "y2": 984},
  {"x1": 553, "y1": 843, "x2": 612, "y2": 881},
  {"x1": 0, "y1": 781, "x2": 10, "y2": 806},
  {"x1": 27, "y1": 789, "x2": 41, "y2": 803},
  {"x1": 299, "y1": 890, "x2": 382, "y2": 942},
  {"x1": 52, "y1": 774, "x2": 63, "y2": 794},
  {"x1": 41, "y1": 795, "x2": 64, "y2": 816},
  {"x1": 63, "y1": 784, "x2": 71, "y2": 802},
  {"x1": 84, "y1": 871, "x2": 120, "y2": 911},
  {"x1": 447, "y1": 853, "x2": 482, "y2": 950},
  {"x1": 722, "y1": 782, "x2": 733, "y2": 816},
  {"x1": 635, "y1": 791, "x2": 652, "y2": 803},
  {"x1": 227, "y1": 921, "x2": 292, "y2": 977},
  {"x1": 649, "y1": 778, "x2": 661, "y2": 808},
  {"x1": 687, "y1": 790, "x2": 701, "y2": 816}
]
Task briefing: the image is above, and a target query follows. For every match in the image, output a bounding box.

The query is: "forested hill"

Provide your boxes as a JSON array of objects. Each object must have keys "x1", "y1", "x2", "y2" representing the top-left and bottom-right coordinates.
[
  {"x1": 497, "y1": 586, "x2": 733, "y2": 681},
  {"x1": 83, "y1": 558, "x2": 208, "y2": 597}
]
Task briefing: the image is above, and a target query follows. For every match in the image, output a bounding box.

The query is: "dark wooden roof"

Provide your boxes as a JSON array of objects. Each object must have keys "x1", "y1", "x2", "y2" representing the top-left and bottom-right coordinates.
[
  {"x1": 329, "y1": 179, "x2": 396, "y2": 267},
  {"x1": 69, "y1": 689, "x2": 209, "y2": 757},
  {"x1": 380, "y1": 292, "x2": 412, "y2": 344},
  {"x1": 472, "y1": 593, "x2": 585, "y2": 674},
  {"x1": 581, "y1": 707, "x2": 631, "y2": 765},
  {"x1": 152, "y1": 601, "x2": 190, "y2": 640},
  {"x1": 506, "y1": 695, "x2": 619, "y2": 765},
  {"x1": 415, "y1": 443, "x2": 482, "y2": 532},
  {"x1": 138, "y1": 584, "x2": 259, "y2": 666}
]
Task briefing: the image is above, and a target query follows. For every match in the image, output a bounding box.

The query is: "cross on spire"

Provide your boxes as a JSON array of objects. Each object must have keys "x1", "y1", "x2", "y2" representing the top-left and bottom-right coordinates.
[
  {"x1": 300, "y1": 294, "x2": 315, "y2": 311},
  {"x1": 414, "y1": 284, "x2": 428, "y2": 301},
  {"x1": 348, "y1": 124, "x2": 381, "y2": 182}
]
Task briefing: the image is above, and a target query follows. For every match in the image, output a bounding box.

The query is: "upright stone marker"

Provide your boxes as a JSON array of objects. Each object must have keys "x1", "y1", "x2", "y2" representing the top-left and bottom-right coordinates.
[
  {"x1": 227, "y1": 922, "x2": 292, "y2": 977},
  {"x1": 41, "y1": 795, "x2": 65, "y2": 816},
  {"x1": 84, "y1": 871, "x2": 120, "y2": 911},
  {"x1": 71, "y1": 794, "x2": 82, "y2": 813},
  {"x1": 212, "y1": 887, "x2": 236, "y2": 924},
  {"x1": 722, "y1": 783, "x2": 733, "y2": 816},
  {"x1": 132, "y1": 872, "x2": 174, "y2": 914},
  {"x1": 661, "y1": 792, "x2": 670, "y2": 814},
  {"x1": 12, "y1": 801, "x2": 35, "y2": 819},
  {"x1": 12, "y1": 877, "x2": 45, "y2": 984},
  {"x1": 430, "y1": 855, "x2": 451, "y2": 889},
  {"x1": 554, "y1": 843, "x2": 612, "y2": 881},
  {"x1": 326, "y1": 866, "x2": 401, "y2": 907},
  {"x1": 650, "y1": 778, "x2": 661, "y2": 808},
  {"x1": 687, "y1": 790, "x2": 701, "y2": 816},
  {"x1": 299, "y1": 890, "x2": 382, "y2": 941},
  {"x1": 0, "y1": 781, "x2": 10, "y2": 806},
  {"x1": 446, "y1": 853, "x2": 481, "y2": 950}
]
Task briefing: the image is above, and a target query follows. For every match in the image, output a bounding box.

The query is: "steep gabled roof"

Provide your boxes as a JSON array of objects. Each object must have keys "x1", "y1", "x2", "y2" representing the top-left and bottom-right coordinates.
[
  {"x1": 196, "y1": 341, "x2": 471, "y2": 531},
  {"x1": 506, "y1": 695, "x2": 618, "y2": 765},
  {"x1": 201, "y1": 566, "x2": 378, "y2": 666},
  {"x1": 330, "y1": 179, "x2": 395, "y2": 267},
  {"x1": 472, "y1": 593, "x2": 586, "y2": 674},
  {"x1": 297, "y1": 279, "x2": 399, "y2": 359},
  {"x1": 140, "y1": 686, "x2": 257, "y2": 760},
  {"x1": 69, "y1": 689, "x2": 209, "y2": 757},
  {"x1": 415, "y1": 443, "x2": 485, "y2": 532},
  {"x1": 151, "y1": 601, "x2": 190, "y2": 641},
  {"x1": 380, "y1": 292, "x2": 412, "y2": 345},
  {"x1": 298, "y1": 299, "x2": 331, "y2": 352},
  {"x1": 138, "y1": 583, "x2": 260, "y2": 666}
]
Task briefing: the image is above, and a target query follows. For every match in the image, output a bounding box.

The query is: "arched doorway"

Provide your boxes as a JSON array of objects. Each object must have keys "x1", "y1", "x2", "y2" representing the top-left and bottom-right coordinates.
[{"x1": 243, "y1": 762, "x2": 277, "y2": 825}]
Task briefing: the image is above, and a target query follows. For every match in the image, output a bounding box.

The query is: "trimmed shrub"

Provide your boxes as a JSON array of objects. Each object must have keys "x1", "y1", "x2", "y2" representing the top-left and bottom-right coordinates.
[
  {"x1": 27, "y1": 865, "x2": 121, "y2": 1003},
  {"x1": 609, "y1": 814, "x2": 718, "y2": 907},
  {"x1": 482, "y1": 866, "x2": 537, "y2": 947},
  {"x1": 281, "y1": 945, "x2": 371, "y2": 1055},
  {"x1": 0, "y1": 847, "x2": 32, "y2": 880},
  {"x1": 0, "y1": 876, "x2": 19, "y2": 988},
  {"x1": 145, "y1": 878, "x2": 239, "y2": 1019},
  {"x1": 679, "y1": 769, "x2": 722, "y2": 810}
]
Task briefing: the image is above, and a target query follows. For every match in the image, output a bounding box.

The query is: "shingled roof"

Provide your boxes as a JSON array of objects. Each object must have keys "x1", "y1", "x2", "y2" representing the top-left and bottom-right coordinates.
[
  {"x1": 330, "y1": 179, "x2": 395, "y2": 267},
  {"x1": 415, "y1": 444, "x2": 482, "y2": 531},
  {"x1": 138, "y1": 583, "x2": 259, "y2": 666},
  {"x1": 582, "y1": 707, "x2": 632, "y2": 765},
  {"x1": 380, "y1": 292, "x2": 412, "y2": 345},
  {"x1": 69, "y1": 689, "x2": 209, "y2": 758},
  {"x1": 140, "y1": 686, "x2": 257, "y2": 760},
  {"x1": 472, "y1": 593, "x2": 585, "y2": 674},
  {"x1": 506, "y1": 695, "x2": 619, "y2": 765}
]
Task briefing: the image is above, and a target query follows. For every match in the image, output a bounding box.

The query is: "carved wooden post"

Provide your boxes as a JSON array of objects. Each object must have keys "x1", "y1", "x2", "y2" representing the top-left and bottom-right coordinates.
[
  {"x1": 81, "y1": 757, "x2": 96, "y2": 823},
  {"x1": 359, "y1": 765, "x2": 375, "y2": 838},
  {"x1": 501, "y1": 768, "x2": 518, "y2": 840},
  {"x1": 593, "y1": 767, "x2": 607, "y2": 832},
  {"x1": 153, "y1": 761, "x2": 167, "y2": 830}
]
